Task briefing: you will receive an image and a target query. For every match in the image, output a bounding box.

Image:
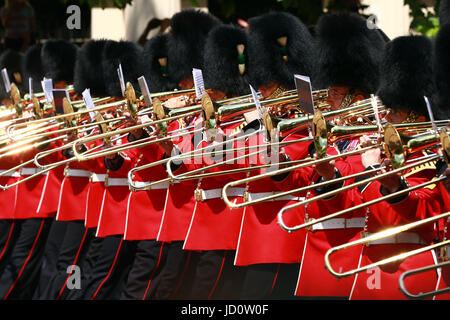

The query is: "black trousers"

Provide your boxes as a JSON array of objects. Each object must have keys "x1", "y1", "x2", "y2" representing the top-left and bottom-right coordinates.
[
  {"x1": 187, "y1": 250, "x2": 247, "y2": 300},
  {"x1": 69, "y1": 235, "x2": 136, "y2": 300},
  {"x1": 120, "y1": 239, "x2": 168, "y2": 300},
  {"x1": 0, "y1": 217, "x2": 53, "y2": 300},
  {"x1": 239, "y1": 263, "x2": 301, "y2": 300},
  {"x1": 64, "y1": 231, "x2": 104, "y2": 300},
  {"x1": 151, "y1": 241, "x2": 196, "y2": 300},
  {"x1": 36, "y1": 221, "x2": 96, "y2": 300},
  {"x1": 32, "y1": 219, "x2": 68, "y2": 299},
  {"x1": 0, "y1": 219, "x2": 20, "y2": 277}
]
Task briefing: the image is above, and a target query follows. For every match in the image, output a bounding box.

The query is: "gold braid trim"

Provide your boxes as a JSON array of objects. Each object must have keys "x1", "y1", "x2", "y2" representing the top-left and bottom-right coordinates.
[
  {"x1": 266, "y1": 86, "x2": 288, "y2": 100},
  {"x1": 338, "y1": 90, "x2": 355, "y2": 110},
  {"x1": 402, "y1": 110, "x2": 421, "y2": 124}
]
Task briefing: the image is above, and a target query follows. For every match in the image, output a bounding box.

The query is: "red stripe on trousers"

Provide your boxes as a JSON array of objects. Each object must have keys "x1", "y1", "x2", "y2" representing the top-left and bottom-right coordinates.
[
  {"x1": 0, "y1": 222, "x2": 15, "y2": 261},
  {"x1": 142, "y1": 242, "x2": 165, "y2": 300},
  {"x1": 207, "y1": 251, "x2": 226, "y2": 300},
  {"x1": 3, "y1": 219, "x2": 45, "y2": 300},
  {"x1": 56, "y1": 227, "x2": 88, "y2": 300},
  {"x1": 90, "y1": 238, "x2": 123, "y2": 300}
]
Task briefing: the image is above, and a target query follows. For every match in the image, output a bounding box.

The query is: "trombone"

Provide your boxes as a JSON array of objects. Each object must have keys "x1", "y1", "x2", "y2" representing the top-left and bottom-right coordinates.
[
  {"x1": 276, "y1": 127, "x2": 449, "y2": 232},
  {"x1": 0, "y1": 95, "x2": 119, "y2": 159},
  {"x1": 68, "y1": 87, "x2": 317, "y2": 162},
  {"x1": 164, "y1": 96, "x2": 389, "y2": 184},
  {"x1": 399, "y1": 260, "x2": 450, "y2": 299},
  {"x1": 126, "y1": 90, "x2": 328, "y2": 190},
  {"x1": 0, "y1": 112, "x2": 129, "y2": 188},
  {"x1": 220, "y1": 108, "x2": 448, "y2": 211},
  {"x1": 218, "y1": 107, "x2": 381, "y2": 210},
  {"x1": 324, "y1": 211, "x2": 450, "y2": 279}
]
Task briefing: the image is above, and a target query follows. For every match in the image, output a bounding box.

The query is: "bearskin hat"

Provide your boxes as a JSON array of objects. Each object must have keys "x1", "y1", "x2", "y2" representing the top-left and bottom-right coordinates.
[
  {"x1": 314, "y1": 12, "x2": 385, "y2": 94},
  {"x1": 141, "y1": 34, "x2": 178, "y2": 93},
  {"x1": 167, "y1": 9, "x2": 221, "y2": 85},
  {"x1": 0, "y1": 49, "x2": 24, "y2": 99},
  {"x1": 247, "y1": 11, "x2": 315, "y2": 90},
  {"x1": 203, "y1": 24, "x2": 251, "y2": 97},
  {"x1": 22, "y1": 44, "x2": 44, "y2": 94},
  {"x1": 41, "y1": 39, "x2": 78, "y2": 83},
  {"x1": 433, "y1": 23, "x2": 450, "y2": 119},
  {"x1": 378, "y1": 35, "x2": 435, "y2": 118},
  {"x1": 102, "y1": 40, "x2": 143, "y2": 97},
  {"x1": 74, "y1": 39, "x2": 109, "y2": 96}
]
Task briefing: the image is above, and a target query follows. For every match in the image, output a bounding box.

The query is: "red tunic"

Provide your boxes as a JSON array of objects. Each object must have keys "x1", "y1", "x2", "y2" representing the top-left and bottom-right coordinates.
[
  {"x1": 234, "y1": 131, "x2": 310, "y2": 266},
  {"x1": 56, "y1": 153, "x2": 97, "y2": 222},
  {"x1": 14, "y1": 135, "x2": 64, "y2": 219},
  {"x1": 124, "y1": 142, "x2": 168, "y2": 241},
  {"x1": 0, "y1": 153, "x2": 20, "y2": 219},
  {"x1": 95, "y1": 146, "x2": 138, "y2": 238},
  {"x1": 124, "y1": 120, "x2": 192, "y2": 241},
  {"x1": 350, "y1": 153, "x2": 443, "y2": 300},
  {"x1": 432, "y1": 182, "x2": 450, "y2": 300},
  {"x1": 294, "y1": 150, "x2": 367, "y2": 297},
  {"x1": 156, "y1": 124, "x2": 198, "y2": 243},
  {"x1": 182, "y1": 120, "x2": 247, "y2": 251},
  {"x1": 84, "y1": 151, "x2": 107, "y2": 229}
]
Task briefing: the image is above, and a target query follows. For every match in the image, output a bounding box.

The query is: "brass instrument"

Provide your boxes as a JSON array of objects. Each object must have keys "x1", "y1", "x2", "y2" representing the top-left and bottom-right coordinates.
[
  {"x1": 68, "y1": 87, "x2": 313, "y2": 162},
  {"x1": 324, "y1": 211, "x2": 450, "y2": 279},
  {"x1": 126, "y1": 90, "x2": 328, "y2": 190},
  {"x1": 276, "y1": 128, "x2": 449, "y2": 232},
  {"x1": 399, "y1": 260, "x2": 450, "y2": 300}
]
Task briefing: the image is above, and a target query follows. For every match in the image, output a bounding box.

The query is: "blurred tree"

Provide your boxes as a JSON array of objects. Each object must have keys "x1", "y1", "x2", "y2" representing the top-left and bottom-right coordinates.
[
  {"x1": 405, "y1": 0, "x2": 441, "y2": 37},
  {"x1": 59, "y1": 0, "x2": 133, "y2": 9}
]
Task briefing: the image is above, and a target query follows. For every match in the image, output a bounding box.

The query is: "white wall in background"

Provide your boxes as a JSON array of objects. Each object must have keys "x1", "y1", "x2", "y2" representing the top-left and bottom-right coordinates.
[
  {"x1": 123, "y1": 0, "x2": 181, "y2": 42},
  {"x1": 90, "y1": 0, "x2": 209, "y2": 42},
  {"x1": 361, "y1": 0, "x2": 413, "y2": 39},
  {"x1": 91, "y1": 7, "x2": 126, "y2": 40}
]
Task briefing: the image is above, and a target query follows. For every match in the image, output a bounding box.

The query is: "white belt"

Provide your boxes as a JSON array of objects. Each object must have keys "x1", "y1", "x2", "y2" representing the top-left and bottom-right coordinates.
[
  {"x1": 195, "y1": 187, "x2": 245, "y2": 202},
  {"x1": 131, "y1": 181, "x2": 169, "y2": 190},
  {"x1": 21, "y1": 167, "x2": 48, "y2": 176},
  {"x1": 0, "y1": 170, "x2": 20, "y2": 178},
  {"x1": 363, "y1": 231, "x2": 427, "y2": 246},
  {"x1": 90, "y1": 173, "x2": 107, "y2": 183},
  {"x1": 247, "y1": 192, "x2": 305, "y2": 202},
  {"x1": 106, "y1": 177, "x2": 128, "y2": 187},
  {"x1": 65, "y1": 168, "x2": 91, "y2": 178},
  {"x1": 311, "y1": 218, "x2": 366, "y2": 231}
]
